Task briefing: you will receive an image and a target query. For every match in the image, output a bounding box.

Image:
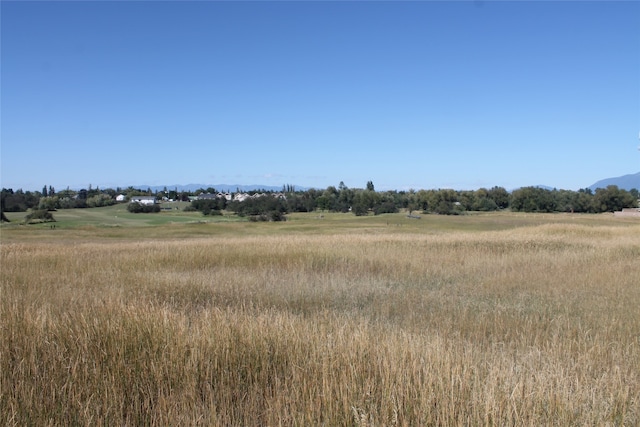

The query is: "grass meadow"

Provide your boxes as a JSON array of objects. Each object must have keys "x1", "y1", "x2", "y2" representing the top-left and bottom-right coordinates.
[{"x1": 1, "y1": 209, "x2": 639, "y2": 425}]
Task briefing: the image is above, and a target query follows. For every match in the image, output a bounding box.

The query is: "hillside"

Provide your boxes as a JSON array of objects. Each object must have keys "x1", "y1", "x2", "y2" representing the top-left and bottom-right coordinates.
[{"x1": 588, "y1": 172, "x2": 640, "y2": 191}]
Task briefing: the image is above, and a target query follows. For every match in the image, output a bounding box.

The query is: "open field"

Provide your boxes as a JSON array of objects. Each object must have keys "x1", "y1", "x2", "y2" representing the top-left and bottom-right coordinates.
[
  {"x1": 2, "y1": 202, "x2": 235, "y2": 229},
  {"x1": 2, "y1": 211, "x2": 639, "y2": 425}
]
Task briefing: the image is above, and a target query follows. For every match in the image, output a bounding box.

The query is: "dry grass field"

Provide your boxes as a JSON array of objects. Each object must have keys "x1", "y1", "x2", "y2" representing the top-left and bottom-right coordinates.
[{"x1": 1, "y1": 212, "x2": 639, "y2": 425}]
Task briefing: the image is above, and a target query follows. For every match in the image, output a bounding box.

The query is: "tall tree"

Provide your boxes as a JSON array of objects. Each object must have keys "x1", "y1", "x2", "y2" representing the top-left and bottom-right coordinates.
[{"x1": 593, "y1": 185, "x2": 637, "y2": 212}]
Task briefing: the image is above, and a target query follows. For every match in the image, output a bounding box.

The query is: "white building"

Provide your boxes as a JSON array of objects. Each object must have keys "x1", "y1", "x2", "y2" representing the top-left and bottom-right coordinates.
[{"x1": 129, "y1": 196, "x2": 156, "y2": 205}]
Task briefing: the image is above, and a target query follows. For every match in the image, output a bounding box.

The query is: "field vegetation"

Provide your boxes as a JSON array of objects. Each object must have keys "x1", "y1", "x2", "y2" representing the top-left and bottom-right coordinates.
[{"x1": 2, "y1": 210, "x2": 639, "y2": 425}]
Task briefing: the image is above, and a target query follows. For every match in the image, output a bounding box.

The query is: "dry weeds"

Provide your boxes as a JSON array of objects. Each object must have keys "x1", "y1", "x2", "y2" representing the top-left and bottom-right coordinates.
[{"x1": 1, "y1": 216, "x2": 639, "y2": 425}]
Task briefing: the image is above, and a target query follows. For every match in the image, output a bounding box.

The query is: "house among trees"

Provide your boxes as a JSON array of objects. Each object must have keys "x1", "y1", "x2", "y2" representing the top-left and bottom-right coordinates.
[
  {"x1": 233, "y1": 193, "x2": 251, "y2": 202},
  {"x1": 129, "y1": 196, "x2": 156, "y2": 205},
  {"x1": 197, "y1": 192, "x2": 231, "y2": 201},
  {"x1": 233, "y1": 192, "x2": 287, "y2": 202}
]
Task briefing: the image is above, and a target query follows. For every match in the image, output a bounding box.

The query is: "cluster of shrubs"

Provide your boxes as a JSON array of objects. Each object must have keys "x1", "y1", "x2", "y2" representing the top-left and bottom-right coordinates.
[
  {"x1": 247, "y1": 211, "x2": 286, "y2": 222},
  {"x1": 127, "y1": 202, "x2": 161, "y2": 213},
  {"x1": 24, "y1": 209, "x2": 56, "y2": 224},
  {"x1": 188, "y1": 199, "x2": 225, "y2": 216}
]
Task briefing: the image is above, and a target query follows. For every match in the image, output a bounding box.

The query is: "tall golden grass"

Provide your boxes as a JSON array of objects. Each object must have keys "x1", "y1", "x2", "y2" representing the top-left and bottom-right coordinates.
[{"x1": 2, "y1": 215, "x2": 639, "y2": 425}]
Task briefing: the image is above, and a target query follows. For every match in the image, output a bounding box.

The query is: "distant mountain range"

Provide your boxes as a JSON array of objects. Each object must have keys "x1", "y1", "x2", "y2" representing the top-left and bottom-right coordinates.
[
  {"x1": 588, "y1": 172, "x2": 640, "y2": 192},
  {"x1": 133, "y1": 173, "x2": 639, "y2": 194},
  {"x1": 135, "y1": 184, "x2": 306, "y2": 193}
]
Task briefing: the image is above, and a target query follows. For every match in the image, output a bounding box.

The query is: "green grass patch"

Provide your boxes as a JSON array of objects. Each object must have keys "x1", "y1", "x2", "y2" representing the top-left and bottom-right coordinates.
[{"x1": 2, "y1": 207, "x2": 635, "y2": 244}]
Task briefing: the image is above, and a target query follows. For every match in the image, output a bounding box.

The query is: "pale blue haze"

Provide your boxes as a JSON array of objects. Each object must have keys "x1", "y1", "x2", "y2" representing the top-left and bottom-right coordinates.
[{"x1": 2, "y1": 1, "x2": 639, "y2": 191}]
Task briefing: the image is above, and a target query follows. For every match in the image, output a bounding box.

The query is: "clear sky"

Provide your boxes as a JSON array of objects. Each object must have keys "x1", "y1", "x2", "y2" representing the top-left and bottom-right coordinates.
[{"x1": 2, "y1": 1, "x2": 639, "y2": 192}]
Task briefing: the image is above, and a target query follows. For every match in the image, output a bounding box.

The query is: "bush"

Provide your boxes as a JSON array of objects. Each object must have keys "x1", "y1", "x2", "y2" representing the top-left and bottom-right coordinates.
[
  {"x1": 352, "y1": 203, "x2": 369, "y2": 216},
  {"x1": 24, "y1": 209, "x2": 55, "y2": 223},
  {"x1": 269, "y1": 211, "x2": 286, "y2": 221},
  {"x1": 127, "y1": 203, "x2": 160, "y2": 213},
  {"x1": 248, "y1": 211, "x2": 286, "y2": 222},
  {"x1": 191, "y1": 198, "x2": 226, "y2": 215},
  {"x1": 373, "y1": 202, "x2": 398, "y2": 215}
]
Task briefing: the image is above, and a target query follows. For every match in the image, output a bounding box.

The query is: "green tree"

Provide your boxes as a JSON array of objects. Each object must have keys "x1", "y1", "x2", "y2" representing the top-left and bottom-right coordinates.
[
  {"x1": 227, "y1": 195, "x2": 287, "y2": 219},
  {"x1": 593, "y1": 185, "x2": 637, "y2": 212},
  {"x1": 319, "y1": 186, "x2": 339, "y2": 212},
  {"x1": 300, "y1": 189, "x2": 318, "y2": 212},
  {"x1": 487, "y1": 186, "x2": 510, "y2": 209},
  {"x1": 337, "y1": 186, "x2": 355, "y2": 212},
  {"x1": 87, "y1": 185, "x2": 101, "y2": 198},
  {"x1": 510, "y1": 187, "x2": 556, "y2": 213},
  {"x1": 572, "y1": 189, "x2": 595, "y2": 213},
  {"x1": 316, "y1": 195, "x2": 331, "y2": 211},
  {"x1": 352, "y1": 203, "x2": 368, "y2": 216},
  {"x1": 415, "y1": 190, "x2": 432, "y2": 212},
  {"x1": 431, "y1": 189, "x2": 464, "y2": 215},
  {"x1": 457, "y1": 191, "x2": 478, "y2": 211},
  {"x1": 57, "y1": 188, "x2": 76, "y2": 199},
  {"x1": 38, "y1": 196, "x2": 60, "y2": 211},
  {"x1": 168, "y1": 188, "x2": 179, "y2": 201},
  {"x1": 373, "y1": 201, "x2": 398, "y2": 215},
  {"x1": 191, "y1": 198, "x2": 225, "y2": 215},
  {"x1": 0, "y1": 189, "x2": 40, "y2": 212},
  {"x1": 86, "y1": 194, "x2": 115, "y2": 208}
]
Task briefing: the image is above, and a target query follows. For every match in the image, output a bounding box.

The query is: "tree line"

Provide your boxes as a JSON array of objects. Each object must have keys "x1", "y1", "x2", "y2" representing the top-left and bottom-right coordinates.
[
  {"x1": 183, "y1": 182, "x2": 638, "y2": 218},
  {"x1": 1, "y1": 185, "x2": 185, "y2": 213},
  {"x1": 1, "y1": 182, "x2": 638, "y2": 223}
]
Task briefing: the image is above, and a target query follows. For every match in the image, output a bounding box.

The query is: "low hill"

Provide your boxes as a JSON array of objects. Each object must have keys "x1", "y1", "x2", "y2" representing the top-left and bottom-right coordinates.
[{"x1": 588, "y1": 172, "x2": 640, "y2": 192}]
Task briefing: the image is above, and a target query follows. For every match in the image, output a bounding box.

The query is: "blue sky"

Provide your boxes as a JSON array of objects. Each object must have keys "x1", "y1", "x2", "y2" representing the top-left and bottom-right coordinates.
[{"x1": 2, "y1": 1, "x2": 639, "y2": 192}]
